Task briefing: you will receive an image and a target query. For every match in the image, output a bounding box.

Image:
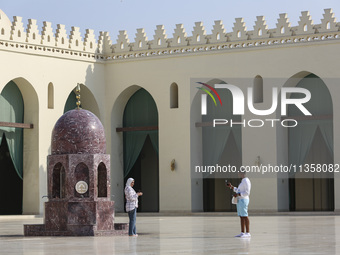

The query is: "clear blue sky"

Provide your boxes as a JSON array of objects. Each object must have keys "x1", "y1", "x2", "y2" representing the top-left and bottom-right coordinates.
[{"x1": 1, "y1": 0, "x2": 340, "y2": 43}]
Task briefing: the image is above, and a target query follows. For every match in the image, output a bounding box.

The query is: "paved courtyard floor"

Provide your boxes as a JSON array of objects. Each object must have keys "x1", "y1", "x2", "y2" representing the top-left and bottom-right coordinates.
[{"x1": 1, "y1": 214, "x2": 340, "y2": 254}]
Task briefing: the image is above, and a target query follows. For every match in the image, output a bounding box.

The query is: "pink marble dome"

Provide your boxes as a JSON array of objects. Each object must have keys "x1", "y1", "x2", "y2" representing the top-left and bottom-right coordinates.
[{"x1": 51, "y1": 109, "x2": 106, "y2": 155}]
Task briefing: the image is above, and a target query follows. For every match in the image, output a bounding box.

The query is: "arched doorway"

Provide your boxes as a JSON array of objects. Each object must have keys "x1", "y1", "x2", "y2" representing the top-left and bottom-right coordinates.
[
  {"x1": 288, "y1": 74, "x2": 334, "y2": 211},
  {"x1": 0, "y1": 81, "x2": 24, "y2": 214},
  {"x1": 198, "y1": 79, "x2": 242, "y2": 212},
  {"x1": 122, "y1": 88, "x2": 159, "y2": 212}
]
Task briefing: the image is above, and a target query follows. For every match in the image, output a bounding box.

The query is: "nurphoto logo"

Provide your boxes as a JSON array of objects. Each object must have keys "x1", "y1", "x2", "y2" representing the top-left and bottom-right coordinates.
[{"x1": 196, "y1": 82, "x2": 312, "y2": 128}]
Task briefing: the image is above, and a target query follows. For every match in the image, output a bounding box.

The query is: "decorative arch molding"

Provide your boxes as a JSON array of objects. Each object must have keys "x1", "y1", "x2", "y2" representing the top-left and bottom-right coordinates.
[
  {"x1": 282, "y1": 71, "x2": 314, "y2": 89},
  {"x1": 112, "y1": 85, "x2": 160, "y2": 133},
  {"x1": 276, "y1": 71, "x2": 330, "y2": 117}
]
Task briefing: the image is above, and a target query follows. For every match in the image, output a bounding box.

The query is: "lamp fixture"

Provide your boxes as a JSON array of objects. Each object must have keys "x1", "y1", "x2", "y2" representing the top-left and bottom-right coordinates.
[
  {"x1": 255, "y1": 156, "x2": 261, "y2": 167},
  {"x1": 170, "y1": 159, "x2": 176, "y2": 171}
]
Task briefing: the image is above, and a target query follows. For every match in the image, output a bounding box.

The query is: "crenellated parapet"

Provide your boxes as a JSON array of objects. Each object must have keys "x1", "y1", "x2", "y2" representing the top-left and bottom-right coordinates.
[{"x1": 0, "y1": 8, "x2": 340, "y2": 62}]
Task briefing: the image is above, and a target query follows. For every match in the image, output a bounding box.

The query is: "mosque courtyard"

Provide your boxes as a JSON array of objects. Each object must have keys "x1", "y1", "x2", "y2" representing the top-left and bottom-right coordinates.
[{"x1": 1, "y1": 214, "x2": 339, "y2": 254}]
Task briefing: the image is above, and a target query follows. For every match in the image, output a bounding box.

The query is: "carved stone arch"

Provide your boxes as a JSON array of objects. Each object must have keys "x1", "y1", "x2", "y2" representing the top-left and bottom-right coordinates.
[
  {"x1": 97, "y1": 162, "x2": 107, "y2": 197},
  {"x1": 74, "y1": 162, "x2": 89, "y2": 198},
  {"x1": 52, "y1": 162, "x2": 66, "y2": 198}
]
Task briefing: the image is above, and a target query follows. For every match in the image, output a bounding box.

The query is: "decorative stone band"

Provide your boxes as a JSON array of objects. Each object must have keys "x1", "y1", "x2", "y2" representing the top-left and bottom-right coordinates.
[
  {"x1": 1, "y1": 30, "x2": 339, "y2": 63},
  {"x1": 107, "y1": 31, "x2": 340, "y2": 61},
  {"x1": 0, "y1": 39, "x2": 103, "y2": 62},
  {"x1": 0, "y1": 9, "x2": 339, "y2": 61}
]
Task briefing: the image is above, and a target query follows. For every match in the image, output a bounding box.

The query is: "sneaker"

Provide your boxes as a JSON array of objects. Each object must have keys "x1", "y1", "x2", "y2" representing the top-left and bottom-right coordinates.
[
  {"x1": 234, "y1": 233, "x2": 245, "y2": 237},
  {"x1": 241, "y1": 233, "x2": 251, "y2": 238}
]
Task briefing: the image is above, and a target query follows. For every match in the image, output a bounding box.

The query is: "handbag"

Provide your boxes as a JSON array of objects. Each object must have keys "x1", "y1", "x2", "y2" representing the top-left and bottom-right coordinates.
[{"x1": 232, "y1": 196, "x2": 238, "y2": 205}]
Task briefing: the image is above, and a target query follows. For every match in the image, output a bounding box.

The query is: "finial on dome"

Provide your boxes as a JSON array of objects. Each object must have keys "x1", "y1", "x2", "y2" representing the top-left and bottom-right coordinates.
[{"x1": 76, "y1": 83, "x2": 82, "y2": 109}]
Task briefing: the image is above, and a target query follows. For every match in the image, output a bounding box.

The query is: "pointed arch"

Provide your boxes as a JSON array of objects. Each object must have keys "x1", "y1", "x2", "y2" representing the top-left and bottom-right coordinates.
[
  {"x1": 74, "y1": 163, "x2": 89, "y2": 198},
  {"x1": 285, "y1": 72, "x2": 333, "y2": 168},
  {"x1": 52, "y1": 163, "x2": 66, "y2": 198},
  {"x1": 110, "y1": 85, "x2": 141, "y2": 211},
  {"x1": 1, "y1": 77, "x2": 39, "y2": 214},
  {"x1": 0, "y1": 81, "x2": 24, "y2": 215},
  {"x1": 190, "y1": 78, "x2": 242, "y2": 212},
  {"x1": 0, "y1": 81, "x2": 24, "y2": 179},
  {"x1": 64, "y1": 83, "x2": 100, "y2": 118},
  {"x1": 111, "y1": 85, "x2": 159, "y2": 212},
  {"x1": 97, "y1": 162, "x2": 107, "y2": 197},
  {"x1": 278, "y1": 72, "x2": 334, "y2": 212},
  {"x1": 123, "y1": 88, "x2": 158, "y2": 177}
]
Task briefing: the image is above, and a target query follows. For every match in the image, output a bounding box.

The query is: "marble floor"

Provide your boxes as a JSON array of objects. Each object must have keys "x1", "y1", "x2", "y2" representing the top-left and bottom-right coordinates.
[{"x1": 1, "y1": 214, "x2": 340, "y2": 254}]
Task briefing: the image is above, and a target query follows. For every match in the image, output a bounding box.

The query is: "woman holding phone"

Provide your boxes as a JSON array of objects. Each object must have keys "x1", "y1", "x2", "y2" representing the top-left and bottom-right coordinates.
[
  {"x1": 125, "y1": 178, "x2": 143, "y2": 236},
  {"x1": 227, "y1": 167, "x2": 251, "y2": 238}
]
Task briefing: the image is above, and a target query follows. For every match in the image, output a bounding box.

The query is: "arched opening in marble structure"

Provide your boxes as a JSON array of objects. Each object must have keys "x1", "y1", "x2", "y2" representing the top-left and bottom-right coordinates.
[
  {"x1": 52, "y1": 163, "x2": 66, "y2": 199},
  {"x1": 74, "y1": 163, "x2": 90, "y2": 198},
  {"x1": 97, "y1": 162, "x2": 107, "y2": 198}
]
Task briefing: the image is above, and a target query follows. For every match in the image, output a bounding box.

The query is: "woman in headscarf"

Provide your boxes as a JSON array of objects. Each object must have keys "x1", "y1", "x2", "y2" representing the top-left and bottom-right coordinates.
[{"x1": 125, "y1": 178, "x2": 143, "y2": 236}]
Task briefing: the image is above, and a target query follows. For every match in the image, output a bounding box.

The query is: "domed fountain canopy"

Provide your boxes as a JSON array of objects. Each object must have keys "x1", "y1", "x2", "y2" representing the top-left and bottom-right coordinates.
[{"x1": 51, "y1": 109, "x2": 106, "y2": 155}]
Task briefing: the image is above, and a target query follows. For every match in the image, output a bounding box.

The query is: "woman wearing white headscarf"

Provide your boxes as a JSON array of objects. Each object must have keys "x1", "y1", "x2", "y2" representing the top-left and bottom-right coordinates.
[{"x1": 125, "y1": 178, "x2": 143, "y2": 236}]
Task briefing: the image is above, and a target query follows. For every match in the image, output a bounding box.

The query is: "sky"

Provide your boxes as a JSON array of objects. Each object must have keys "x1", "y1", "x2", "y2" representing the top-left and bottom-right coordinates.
[{"x1": 1, "y1": 0, "x2": 340, "y2": 43}]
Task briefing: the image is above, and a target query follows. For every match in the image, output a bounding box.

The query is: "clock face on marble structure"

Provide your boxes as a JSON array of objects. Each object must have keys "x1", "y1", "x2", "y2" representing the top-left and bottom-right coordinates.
[
  {"x1": 75, "y1": 181, "x2": 88, "y2": 194},
  {"x1": 24, "y1": 109, "x2": 128, "y2": 236}
]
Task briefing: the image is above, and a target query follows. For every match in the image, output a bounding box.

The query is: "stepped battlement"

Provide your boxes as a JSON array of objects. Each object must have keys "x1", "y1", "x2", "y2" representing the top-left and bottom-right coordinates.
[{"x1": 0, "y1": 8, "x2": 339, "y2": 61}]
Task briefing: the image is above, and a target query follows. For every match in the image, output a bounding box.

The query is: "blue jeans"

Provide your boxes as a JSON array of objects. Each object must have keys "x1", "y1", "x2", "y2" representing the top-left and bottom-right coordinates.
[{"x1": 128, "y1": 208, "x2": 137, "y2": 235}]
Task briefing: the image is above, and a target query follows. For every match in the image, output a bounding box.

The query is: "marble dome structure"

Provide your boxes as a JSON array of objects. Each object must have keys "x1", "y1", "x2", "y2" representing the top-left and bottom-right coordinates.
[
  {"x1": 24, "y1": 108, "x2": 127, "y2": 236},
  {"x1": 51, "y1": 109, "x2": 106, "y2": 155}
]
